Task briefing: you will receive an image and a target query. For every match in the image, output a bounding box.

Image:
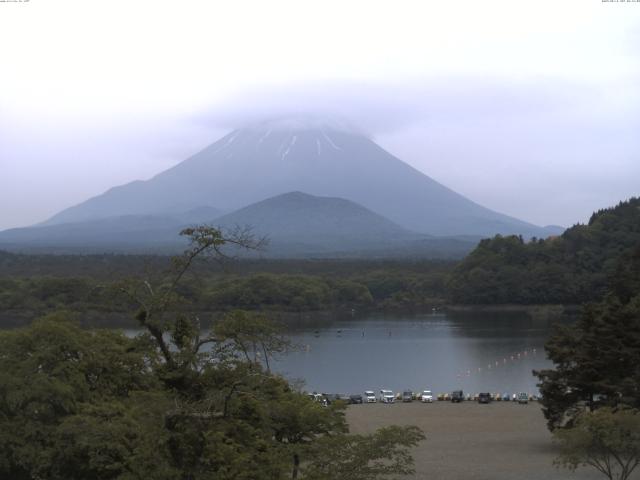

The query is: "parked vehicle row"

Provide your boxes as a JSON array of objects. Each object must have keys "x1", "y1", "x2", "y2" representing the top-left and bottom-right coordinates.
[
  {"x1": 434, "y1": 391, "x2": 539, "y2": 403},
  {"x1": 307, "y1": 389, "x2": 538, "y2": 406}
]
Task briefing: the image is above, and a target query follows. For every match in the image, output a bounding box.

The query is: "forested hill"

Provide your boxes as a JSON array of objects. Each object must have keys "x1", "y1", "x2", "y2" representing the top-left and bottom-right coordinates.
[{"x1": 447, "y1": 197, "x2": 640, "y2": 305}]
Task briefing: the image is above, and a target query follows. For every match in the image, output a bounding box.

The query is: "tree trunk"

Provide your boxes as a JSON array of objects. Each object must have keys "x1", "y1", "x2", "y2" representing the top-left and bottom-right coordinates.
[{"x1": 291, "y1": 453, "x2": 300, "y2": 479}]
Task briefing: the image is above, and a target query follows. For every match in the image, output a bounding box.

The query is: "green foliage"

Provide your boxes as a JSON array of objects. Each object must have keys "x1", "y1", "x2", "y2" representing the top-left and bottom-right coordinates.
[
  {"x1": 0, "y1": 258, "x2": 453, "y2": 327},
  {"x1": 0, "y1": 227, "x2": 425, "y2": 479},
  {"x1": 0, "y1": 314, "x2": 172, "y2": 480},
  {"x1": 448, "y1": 197, "x2": 640, "y2": 305},
  {"x1": 206, "y1": 274, "x2": 334, "y2": 310},
  {"x1": 213, "y1": 310, "x2": 291, "y2": 371},
  {"x1": 535, "y1": 246, "x2": 640, "y2": 430},
  {"x1": 554, "y1": 407, "x2": 640, "y2": 480},
  {"x1": 0, "y1": 276, "x2": 97, "y2": 311},
  {"x1": 302, "y1": 425, "x2": 425, "y2": 480}
]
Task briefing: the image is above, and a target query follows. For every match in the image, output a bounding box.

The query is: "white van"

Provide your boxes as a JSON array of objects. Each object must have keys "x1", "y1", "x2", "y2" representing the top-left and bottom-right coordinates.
[
  {"x1": 379, "y1": 389, "x2": 395, "y2": 403},
  {"x1": 420, "y1": 390, "x2": 434, "y2": 403}
]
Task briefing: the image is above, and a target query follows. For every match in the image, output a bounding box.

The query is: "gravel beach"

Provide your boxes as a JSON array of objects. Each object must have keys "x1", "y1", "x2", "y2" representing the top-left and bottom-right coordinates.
[{"x1": 346, "y1": 401, "x2": 610, "y2": 480}]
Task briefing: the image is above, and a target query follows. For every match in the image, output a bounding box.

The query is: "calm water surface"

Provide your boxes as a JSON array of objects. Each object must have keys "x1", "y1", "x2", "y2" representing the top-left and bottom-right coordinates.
[{"x1": 270, "y1": 310, "x2": 565, "y2": 396}]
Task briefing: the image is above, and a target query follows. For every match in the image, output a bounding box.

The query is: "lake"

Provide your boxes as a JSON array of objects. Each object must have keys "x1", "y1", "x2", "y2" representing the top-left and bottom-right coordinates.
[{"x1": 270, "y1": 310, "x2": 565, "y2": 396}]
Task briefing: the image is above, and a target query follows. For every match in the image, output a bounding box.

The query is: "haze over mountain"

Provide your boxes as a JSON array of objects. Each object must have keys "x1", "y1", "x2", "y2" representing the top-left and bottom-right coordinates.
[
  {"x1": 0, "y1": 213, "x2": 207, "y2": 253},
  {"x1": 0, "y1": 191, "x2": 478, "y2": 258},
  {"x1": 216, "y1": 191, "x2": 412, "y2": 242},
  {"x1": 43, "y1": 116, "x2": 562, "y2": 238},
  {"x1": 213, "y1": 191, "x2": 475, "y2": 257}
]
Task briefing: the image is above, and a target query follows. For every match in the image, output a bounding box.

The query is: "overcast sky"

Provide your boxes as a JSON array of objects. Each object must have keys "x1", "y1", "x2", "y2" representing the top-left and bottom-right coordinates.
[{"x1": 1, "y1": 0, "x2": 639, "y2": 230}]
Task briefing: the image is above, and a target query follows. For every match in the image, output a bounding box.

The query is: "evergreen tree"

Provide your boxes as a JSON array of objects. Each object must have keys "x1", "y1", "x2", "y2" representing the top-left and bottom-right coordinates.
[{"x1": 535, "y1": 246, "x2": 640, "y2": 430}]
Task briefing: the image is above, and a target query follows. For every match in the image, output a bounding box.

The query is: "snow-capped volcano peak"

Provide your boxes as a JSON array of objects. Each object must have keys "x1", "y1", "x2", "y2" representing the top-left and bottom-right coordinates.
[{"x1": 41, "y1": 116, "x2": 554, "y2": 238}]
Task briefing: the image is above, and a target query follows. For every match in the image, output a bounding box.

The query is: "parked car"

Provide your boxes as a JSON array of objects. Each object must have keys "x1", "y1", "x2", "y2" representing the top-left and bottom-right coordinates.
[
  {"x1": 502, "y1": 393, "x2": 511, "y2": 402},
  {"x1": 364, "y1": 391, "x2": 377, "y2": 403},
  {"x1": 451, "y1": 390, "x2": 464, "y2": 403},
  {"x1": 478, "y1": 392, "x2": 492, "y2": 404},
  {"x1": 420, "y1": 390, "x2": 434, "y2": 403},
  {"x1": 349, "y1": 394, "x2": 363, "y2": 404},
  {"x1": 324, "y1": 393, "x2": 340, "y2": 405},
  {"x1": 380, "y1": 389, "x2": 395, "y2": 403},
  {"x1": 402, "y1": 390, "x2": 413, "y2": 402},
  {"x1": 517, "y1": 392, "x2": 529, "y2": 404},
  {"x1": 308, "y1": 393, "x2": 327, "y2": 406}
]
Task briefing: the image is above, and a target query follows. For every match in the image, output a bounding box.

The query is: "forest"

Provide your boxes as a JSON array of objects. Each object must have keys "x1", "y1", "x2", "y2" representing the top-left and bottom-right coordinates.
[
  {"x1": 0, "y1": 227, "x2": 426, "y2": 480},
  {"x1": 0, "y1": 198, "x2": 638, "y2": 327},
  {"x1": 447, "y1": 197, "x2": 640, "y2": 304}
]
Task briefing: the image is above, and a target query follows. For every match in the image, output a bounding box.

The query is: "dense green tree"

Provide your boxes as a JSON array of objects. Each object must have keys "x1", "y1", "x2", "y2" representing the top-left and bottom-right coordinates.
[
  {"x1": 448, "y1": 197, "x2": 640, "y2": 305},
  {"x1": 554, "y1": 407, "x2": 640, "y2": 480},
  {"x1": 0, "y1": 226, "x2": 425, "y2": 479},
  {"x1": 0, "y1": 313, "x2": 173, "y2": 480},
  {"x1": 302, "y1": 425, "x2": 425, "y2": 480},
  {"x1": 535, "y1": 246, "x2": 640, "y2": 430}
]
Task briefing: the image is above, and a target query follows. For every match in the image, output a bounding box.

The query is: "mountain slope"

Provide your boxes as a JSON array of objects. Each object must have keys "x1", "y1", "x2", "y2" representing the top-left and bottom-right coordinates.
[
  {"x1": 0, "y1": 206, "x2": 223, "y2": 253},
  {"x1": 44, "y1": 117, "x2": 558, "y2": 237},
  {"x1": 0, "y1": 192, "x2": 477, "y2": 258},
  {"x1": 211, "y1": 191, "x2": 477, "y2": 257},
  {"x1": 215, "y1": 191, "x2": 415, "y2": 243}
]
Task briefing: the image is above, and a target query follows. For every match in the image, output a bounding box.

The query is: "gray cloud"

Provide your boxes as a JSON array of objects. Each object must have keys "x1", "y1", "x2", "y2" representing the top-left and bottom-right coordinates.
[
  {"x1": 1, "y1": 77, "x2": 637, "y2": 231},
  {"x1": 189, "y1": 77, "x2": 638, "y2": 228},
  {"x1": 193, "y1": 78, "x2": 599, "y2": 136}
]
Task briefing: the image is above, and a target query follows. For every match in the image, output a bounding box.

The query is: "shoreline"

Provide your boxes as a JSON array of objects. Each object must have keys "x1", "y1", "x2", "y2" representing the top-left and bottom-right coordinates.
[
  {"x1": 0, "y1": 303, "x2": 579, "y2": 329},
  {"x1": 445, "y1": 303, "x2": 580, "y2": 312}
]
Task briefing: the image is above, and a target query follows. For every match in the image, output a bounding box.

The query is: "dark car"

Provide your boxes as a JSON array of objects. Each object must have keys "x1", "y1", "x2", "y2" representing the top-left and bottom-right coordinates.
[
  {"x1": 349, "y1": 394, "x2": 363, "y2": 404},
  {"x1": 451, "y1": 390, "x2": 464, "y2": 403},
  {"x1": 478, "y1": 392, "x2": 492, "y2": 404},
  {"x1": 402, "y1": 390, "x2": 413, "y2": 402},
  {"x1": 323, "y1": 393, "x2": 340, "y2": 405}
]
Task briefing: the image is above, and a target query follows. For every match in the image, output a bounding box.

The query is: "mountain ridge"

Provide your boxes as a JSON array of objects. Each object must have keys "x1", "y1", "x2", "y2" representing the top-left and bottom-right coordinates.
[
  {"x1": 41, "y1": 117, "x2": 561, "y2": 238},
  {"x1": 0, "y1": 191, "x2": 478, "y2": 258}
]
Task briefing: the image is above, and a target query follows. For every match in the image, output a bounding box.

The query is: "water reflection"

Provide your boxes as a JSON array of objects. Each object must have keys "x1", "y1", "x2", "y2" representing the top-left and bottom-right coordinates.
[{"x1": 271, "y1": 311, "x2": 567, "y2": 395}]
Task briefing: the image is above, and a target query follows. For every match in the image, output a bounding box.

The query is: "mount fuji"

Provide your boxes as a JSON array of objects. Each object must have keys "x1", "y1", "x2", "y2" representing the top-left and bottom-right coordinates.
[{"x1": 1, "y1": 116, "x2": 562, "y2": 255}]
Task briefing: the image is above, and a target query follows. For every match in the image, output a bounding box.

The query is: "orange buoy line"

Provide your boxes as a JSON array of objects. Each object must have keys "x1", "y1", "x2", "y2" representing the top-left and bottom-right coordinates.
[{"x1": 456, "y1": 346, "x2": 541, "y2": 381}]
